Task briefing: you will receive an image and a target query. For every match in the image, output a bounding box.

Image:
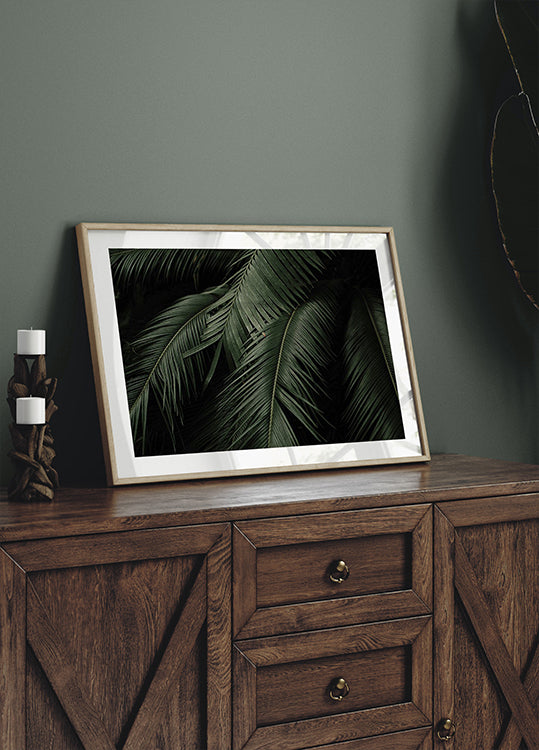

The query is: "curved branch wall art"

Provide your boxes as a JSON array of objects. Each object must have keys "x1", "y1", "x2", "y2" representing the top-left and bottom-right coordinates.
[{"x1": 76, "y1": 224, "x2": 429, "y2": 485}]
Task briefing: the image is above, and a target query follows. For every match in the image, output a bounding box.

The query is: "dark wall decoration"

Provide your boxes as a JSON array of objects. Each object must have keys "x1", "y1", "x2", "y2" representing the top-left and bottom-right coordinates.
[{"x1": 491, "y1": 0, "x2": 539, "y2": 309}]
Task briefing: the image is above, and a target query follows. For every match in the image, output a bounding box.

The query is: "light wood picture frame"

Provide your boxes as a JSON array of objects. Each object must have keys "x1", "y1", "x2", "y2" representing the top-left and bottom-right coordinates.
[{"x1": 76, "y1": 223, "x2": 429, "y2": 485}]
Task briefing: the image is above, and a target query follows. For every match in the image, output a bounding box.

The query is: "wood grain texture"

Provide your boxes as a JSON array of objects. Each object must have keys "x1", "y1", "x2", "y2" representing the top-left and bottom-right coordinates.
[
  {"x1": 27, "y1": 581, "x2": 116, "y2": 750},
  {"x1": 437, "y1": 515, "x2": 539, "y2": 750},
  {"x1": 411, "y1": 616, "x2": 432, "y2": 722},
  {"x1": 26, "y1": 645, "x2": 85, "y2": 750},
  {"x1": 417, "y1": 728, "x2": 433, "y2": 750},
  {"x1": 0, "y1": 455, "x2": 536, "y2": 750},
  {"x1": 233, "y1": 525, "x2": 257, "y2": 637},
  {"x1": 25, "y1": 528, "x2": 214, "y2": 749},
  {"x1": 235, "y1": 505, "x2": 427, "y2": 547},
  {"x1": 1, "y1": 455, "x2": 539, "y2": 542},
  {"x1": 235, "y1": 618, "x2": 431, "y2": 749},
  {"x1": 237, "y1": 617, "x2": 430, "y2": 666},
  {"x1": 242, "y1": 702, "x2": 429, "y2": 750},
  {"x1": 234, "y1": 589, "x2": 429, "y2": 640},
  {"x1": 498, "y1": 640, "x2": 539, "y2": 749},
  {"x1": 255, "y1": 533, "x2": 411, "y2": 608},
  {"x1": 454, "y1": 529, "x2": 539, "y2": 750},
  {"x1": 257, "y1": 646, "x2": 410, "y2": 725},
  {"x1": 234, "y1": 505, "x2": 431, "y2": 642},
  {"x1": 412, "y1": 506, "x2": 432, "y2": 609},
  {"x1": 207, "y1": 527, "x2": 232, "y2": 750},
  {"x1": 233, "y1": 645, "x2": 257, "y2": 750},
  {"x1": 302, "y1": 727, "x2": 431, "y2": 750},
  {"x1": 433, "y1": 507, "x2": 454, "y2": 733},
  {"x1": 0, "y1": 549, "x2": 26, "y2": 749},
  {"x1": 122, "y1": 558, "x2": 207, "y2": 750},
  {"x1": 440, "y1": 492, "x2": 539, "y2": 527},
  {"x1": 27, "y1": 554, "x2": 202, "y2": 747},
  {"x1": 454, "y1": 533, "x2": 539, "y2": 745},
  {"x1": 4, "y1": 523, "x2": 224, "y2": 571}
]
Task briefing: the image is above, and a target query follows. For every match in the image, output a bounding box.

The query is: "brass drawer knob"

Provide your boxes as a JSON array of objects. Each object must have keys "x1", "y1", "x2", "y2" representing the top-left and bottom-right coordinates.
[
  {"x1": 328, "y1": 677, "x2": 350, "y2": 701},
  {"x1": 436, "y1": 718, "x2": 456, "y2": 741},
  {"x1": 328, "y1": 559, "x2": 350, "y2": 584}
]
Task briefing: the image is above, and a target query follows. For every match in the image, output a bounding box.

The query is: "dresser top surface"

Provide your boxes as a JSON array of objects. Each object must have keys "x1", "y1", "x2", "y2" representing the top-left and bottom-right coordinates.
[{"x1": 0, "y1": 454, "x2": 538, "y2": 542}]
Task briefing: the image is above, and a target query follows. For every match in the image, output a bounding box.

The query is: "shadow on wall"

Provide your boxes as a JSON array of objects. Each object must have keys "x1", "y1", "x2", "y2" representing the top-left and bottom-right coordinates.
[
  {"x1": 434, "y1": 0, "x2": 538, "y2": 460},
  {"x1": 45, "y1": 226, "x2": 107, "y2": 486}
]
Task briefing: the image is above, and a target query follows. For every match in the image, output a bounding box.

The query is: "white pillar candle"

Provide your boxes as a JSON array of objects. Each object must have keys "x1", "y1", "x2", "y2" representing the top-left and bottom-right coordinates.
[
  {"x1": 16, "y1": 397, "x2": 46, "y2": 424},
  {"x1": 17, "y1": 329, "x2": 46, "y2": 356}
]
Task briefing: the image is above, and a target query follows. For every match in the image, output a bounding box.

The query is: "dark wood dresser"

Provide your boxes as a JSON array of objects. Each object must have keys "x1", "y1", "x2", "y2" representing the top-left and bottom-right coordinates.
[{"x1": 1, "y1": 454, "x2": 538, "y2": 749}]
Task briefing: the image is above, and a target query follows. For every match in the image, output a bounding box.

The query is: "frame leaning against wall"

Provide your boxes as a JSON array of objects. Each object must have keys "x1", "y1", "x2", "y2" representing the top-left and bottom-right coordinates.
[{"x1": 76, "y1": 223, "x2": 429, "y2": 485}]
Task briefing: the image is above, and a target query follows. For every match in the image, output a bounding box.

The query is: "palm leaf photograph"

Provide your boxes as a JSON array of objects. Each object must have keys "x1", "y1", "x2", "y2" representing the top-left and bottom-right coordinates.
[
  {"x1": 110, "y1": 243, "x2": 404, "y2": 457},
  {"x1": 77, "y1": 224, "x2": 429, "y2": 484}
]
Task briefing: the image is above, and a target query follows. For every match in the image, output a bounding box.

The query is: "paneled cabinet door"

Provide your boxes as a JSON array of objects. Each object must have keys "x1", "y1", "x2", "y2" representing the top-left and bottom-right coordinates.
[
  {"x1": 434, "y1": 496, "x2": 539, "y2": 750},
  {"x1": 0, "y1": 523, "x2": 231, "y2": 750}
]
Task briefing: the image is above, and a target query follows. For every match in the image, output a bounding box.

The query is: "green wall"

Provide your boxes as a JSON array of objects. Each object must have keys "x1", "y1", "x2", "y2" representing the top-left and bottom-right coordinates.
[{"x1": 1, "y1": 0, "x2": 537, "y2": 486}]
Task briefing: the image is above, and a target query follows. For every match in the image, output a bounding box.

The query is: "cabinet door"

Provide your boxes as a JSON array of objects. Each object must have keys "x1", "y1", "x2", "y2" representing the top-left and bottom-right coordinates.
[
  {"x1": 0, "y1": 523, "x2": 231, "y2": 750},
  {"x1": 434, "y1": 495, "x2": 539, "y2": 749}
]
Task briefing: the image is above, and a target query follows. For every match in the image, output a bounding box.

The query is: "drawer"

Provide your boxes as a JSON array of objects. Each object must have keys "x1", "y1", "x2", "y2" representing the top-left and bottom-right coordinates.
[
  {"x1": 233, "y1": 616, "x2": 432, "y2": 750},
  {"x1": 233, "y1": 505, "x2": 431, "y2": 638}
]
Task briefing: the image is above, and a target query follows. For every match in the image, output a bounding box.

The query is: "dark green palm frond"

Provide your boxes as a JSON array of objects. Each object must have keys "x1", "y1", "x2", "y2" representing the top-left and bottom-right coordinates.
[
  {"x1": 193, "y1": 284, "x2": 340, "y2": 451},
  {"x1": 199, "y1": 248, "x2": 335, "y2": 368},
  {"x1": 110, "y1": 247, "x2": 243, "y2": 292},
  {"x1": 340, "y1": 289, "x2": 404, "y2": 442},
  {"x1": 125, "y1": 286, "x2": 227, "y2": 453}
]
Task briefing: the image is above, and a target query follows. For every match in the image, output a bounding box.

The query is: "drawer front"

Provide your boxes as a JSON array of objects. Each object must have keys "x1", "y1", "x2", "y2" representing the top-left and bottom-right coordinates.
[
  {"x1": 257, "y1": 645, "x2": 409, "y2": 725},
  {"x1": 233, "y1": 617, "x2": 432, "y2": 750},
  {"x1": 234, "y1": 505, "x2": 432, "y2": 638},
  {"x1": 256, "y1": 532, "x2": 410, "y2": 607}
]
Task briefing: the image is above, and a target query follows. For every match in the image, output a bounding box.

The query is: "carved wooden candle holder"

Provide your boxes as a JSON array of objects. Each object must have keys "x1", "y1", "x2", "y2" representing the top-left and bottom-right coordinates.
[{"x1": 6, "y1": 354, "x2": 59, "y2": 501}]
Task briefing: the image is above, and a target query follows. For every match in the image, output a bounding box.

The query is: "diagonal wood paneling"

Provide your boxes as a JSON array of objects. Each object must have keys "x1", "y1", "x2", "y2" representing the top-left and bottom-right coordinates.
[
  {"x1": 498, "y1": 641, "x2": 539, "y2": 749},
  {"x1": 21, "y1": 521, "x2": 231, "y2": 750},
  {"x1": 27, "y1": 580, "x2": 116, "y2": 750},
  {"x1": 27, "y1": 557, "x2": 209, "y2": 750},
  {"x1": 27, "y1": 553, "x2": 200, "y2": 747},
  {"x1": 122, "y1": 558, "x2": 207, "y2": 749},
  {"x1": 454, "y1": 533, "x2": 539, "y2": 749}
]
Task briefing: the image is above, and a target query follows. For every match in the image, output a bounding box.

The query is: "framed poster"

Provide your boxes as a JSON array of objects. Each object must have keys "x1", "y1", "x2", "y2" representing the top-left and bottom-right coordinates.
[{"x1": 76, "y1": 224, "x2": 429, "y2": 485}]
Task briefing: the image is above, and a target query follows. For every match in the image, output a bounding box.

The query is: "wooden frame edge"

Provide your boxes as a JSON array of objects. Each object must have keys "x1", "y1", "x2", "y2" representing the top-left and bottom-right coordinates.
[{"x1": 387, "y1": 228, "x2": 430, "y2": 463}]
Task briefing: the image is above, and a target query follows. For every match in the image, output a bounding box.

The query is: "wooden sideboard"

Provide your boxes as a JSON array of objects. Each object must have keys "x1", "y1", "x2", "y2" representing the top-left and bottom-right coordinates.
[{"x1": 0, "y1": 454, "x2": 538, "y2": 749}]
